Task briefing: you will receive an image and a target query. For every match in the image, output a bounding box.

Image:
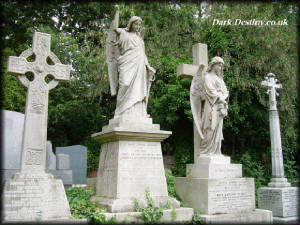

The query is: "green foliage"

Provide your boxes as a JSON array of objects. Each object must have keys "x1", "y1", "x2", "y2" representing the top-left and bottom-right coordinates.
[
  {"x1": 192, "y1": 211, "x2": 205, "y2": 224},
  {"x1": 84, "y1": 136, "x2": 101, "y2": 174},
  {"x1": 2, "y1": 1, "x2": 298, "y2": 185},
  {"x1": 65, "y1": 186, "x2": 116, "y2": 223},
  {"x1": 165, "y1": 169, "x2": 182, "y2": 202},
  {"x1": 133, "y1": 188, "x2": 173, "y2": 224}
]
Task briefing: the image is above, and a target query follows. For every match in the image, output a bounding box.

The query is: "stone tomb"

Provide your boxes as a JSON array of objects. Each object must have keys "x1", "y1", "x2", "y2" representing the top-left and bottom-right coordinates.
[
  {"x1": 2, "y1": 32, "x2": 72, "y2": 222},
  {"x1": 175, "y1": 43, "x2": 272, "y2": 223},
  {"x1": 90, "y1": 116, "x2": 193, "y2": 222}
]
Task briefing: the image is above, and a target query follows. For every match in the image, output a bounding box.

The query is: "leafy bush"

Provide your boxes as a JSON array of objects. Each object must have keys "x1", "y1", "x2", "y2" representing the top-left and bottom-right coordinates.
[
  {"x1": 133, "y1": 188, "x2": 164, "y2": 224},
  {"x1": 65, "y1": 186, "x2": 116, "y2": 223},
  {"x1": 133, "y1": 188, "x2": 175, "y2": 224},
  {"x1": 165, "y1": 169, "x2": 182, "y2": 202},
  {"x1": 192, "y1": 211, "x2": 205, "y2": 224}
]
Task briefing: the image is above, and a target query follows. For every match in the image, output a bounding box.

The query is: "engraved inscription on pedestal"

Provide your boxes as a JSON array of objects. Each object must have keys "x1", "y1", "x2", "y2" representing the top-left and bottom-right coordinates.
[
  {"x1": 208, "y1": 178, "x2": 255, "y2": 214},
  {"x1": 258, "y1": 187, "x2": 299, "y2": 217},
  {"x1": 118, "y1": 141, "x2": 167, "y2": 198}
]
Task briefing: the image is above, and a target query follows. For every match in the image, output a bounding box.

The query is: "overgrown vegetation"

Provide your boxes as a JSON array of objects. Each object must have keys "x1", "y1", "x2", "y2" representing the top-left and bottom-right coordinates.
[
  {"x1": 65, "y1": 186, "x2": 116, "y2": 223},
  {"x1": 133, "y1": 188, "x2": 165, "y2": 224},
  {"x1": 2, "y1": 1, "x2": 298, "y2": 192}
]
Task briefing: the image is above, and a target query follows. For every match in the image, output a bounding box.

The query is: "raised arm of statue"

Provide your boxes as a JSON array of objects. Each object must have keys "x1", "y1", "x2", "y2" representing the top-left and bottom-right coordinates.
[{"x1": 106, "y1": 5, "x2": 120, "y2": 96}]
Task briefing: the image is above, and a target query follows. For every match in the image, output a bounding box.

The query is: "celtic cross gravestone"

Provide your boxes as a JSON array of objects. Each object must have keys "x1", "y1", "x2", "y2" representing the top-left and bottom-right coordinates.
[
  {"x1": 3, "y1": 32, "x2": 72, "y2": 222},
  {"x1": 7, "y1": 32, "x2": 70, "y2": 173}
]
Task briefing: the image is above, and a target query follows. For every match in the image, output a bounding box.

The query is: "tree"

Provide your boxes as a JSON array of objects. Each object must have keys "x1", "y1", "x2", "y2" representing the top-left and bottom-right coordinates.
[{"x1": 1, "y1": 1, "x2": 298, "y2": 181}]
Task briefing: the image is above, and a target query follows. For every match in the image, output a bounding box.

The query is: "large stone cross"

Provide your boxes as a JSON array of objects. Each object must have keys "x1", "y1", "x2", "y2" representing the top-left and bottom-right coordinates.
[
  {"x1": 7, "y1": 32, "x2": 71, "y2": 173},
  {"x1": 261, "y1": 73, "x2": 290, "y2": 187},
  {"x1": 177, "y1": 43, "x2": 208, "y2": 160},
  {"x1": 261, "y1": 72, "x2": 282, "y2": 111}
]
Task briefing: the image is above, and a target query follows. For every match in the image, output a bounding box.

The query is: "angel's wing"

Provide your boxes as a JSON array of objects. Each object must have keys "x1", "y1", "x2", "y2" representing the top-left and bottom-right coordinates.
[
  {"x1": 106, "y1": 7, "x2": 120, "y2": 96},
  {"x1": 190, "y1": 64, "x2": 206, "y2": 139}
]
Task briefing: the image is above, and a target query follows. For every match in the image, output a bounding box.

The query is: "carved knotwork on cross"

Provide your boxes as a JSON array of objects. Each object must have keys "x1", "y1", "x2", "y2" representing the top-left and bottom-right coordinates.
[{"x1": 7, "y1": 32, "x2": 71, "y2": 173}]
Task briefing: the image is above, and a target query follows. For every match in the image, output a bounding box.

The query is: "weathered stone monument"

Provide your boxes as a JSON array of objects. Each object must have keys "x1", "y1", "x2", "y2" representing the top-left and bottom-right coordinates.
[
  {"x1": 2, "y1": 32, "x2": 72, "y2": 221},
  {"x1": 90, "y1": 7, "x2": 193, "y2": 223},
  {"x1": 175, "y1": 43, "x2": 272, "y2": 223},
  {"x1": 258, "y1": 73, "x2": 299, "y2": 224}
]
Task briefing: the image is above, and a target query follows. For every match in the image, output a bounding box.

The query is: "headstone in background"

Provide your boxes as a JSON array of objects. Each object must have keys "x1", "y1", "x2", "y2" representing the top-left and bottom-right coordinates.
[
  {"x1": 46, "y1": 141, "x2": 56, "y2": 170},
  {"x1": 56, "y1": 153, "x2": 70, "y2": 170},
  {"x1": 56, "y1": 145, "x2": 87, "y2": 185},
  {"x1": 258, "y1": 73, "x2": 299, "y2": 224},
  {"x1": 3, "y1": 31, "x2": 71, "y2": 221},
  {"x1": 163, "y1": 155, "x2": 174, "y2": 170},
  {"x1": 2, "y1": 110, "x2": 24, "y2": 178},
  {"x1": 1, "y1": 110, "x2": 72, "y2": 189}
]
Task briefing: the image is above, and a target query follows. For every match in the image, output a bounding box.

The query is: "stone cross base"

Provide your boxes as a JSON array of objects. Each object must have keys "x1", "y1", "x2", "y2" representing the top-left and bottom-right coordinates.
[
  {"x1": 258, "y1": 186, "x2": 299, "y2": 220},
  {"x1": 175, "y1": 154, "x2": 273, "y2": 223},
  {"x1": 3, "y1": 172, "x2": 71, "y2": 221},
  {"x1": 91, "y1": 118, "x2": 180, "y2": 213}
]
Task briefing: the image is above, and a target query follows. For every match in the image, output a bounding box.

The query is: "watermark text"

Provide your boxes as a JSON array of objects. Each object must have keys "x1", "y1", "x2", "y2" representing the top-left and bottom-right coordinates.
[{"x1": 212, "y1": 18, "x2": 288, "y2": 26}]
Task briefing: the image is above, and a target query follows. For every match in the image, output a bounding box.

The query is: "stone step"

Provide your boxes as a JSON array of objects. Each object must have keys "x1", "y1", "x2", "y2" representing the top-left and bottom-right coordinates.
[{"x1": 101, "y1": 207, "x2": 193, "y2": 223}]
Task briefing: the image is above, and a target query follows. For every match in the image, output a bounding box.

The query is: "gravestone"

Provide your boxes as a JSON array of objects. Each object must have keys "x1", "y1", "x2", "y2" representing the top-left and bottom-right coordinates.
[
  {"x1": 175, "y1": 43, "x2": 272, "y2": 223},
  {"x1": 163, "y1": 155, "x2": 174, "y2": 170},
  {"x1": 56, "y1": 145, "x2": 87, "y2": 185},
  {"x1": 2, "y1": 110, "x2": 24, "y2": 178},
  {"x1": 1, "y1": 109, "x2": 72, "y2": 188},
  {"x1": 2, "y1": 32, "x2": 72, "y2": 222},
  {"x1": 46, "y1": 141, "x2": 56, "y2": 170},
  {"x1": 258, "y1": 73, "x2": 299, "y2": 224}
]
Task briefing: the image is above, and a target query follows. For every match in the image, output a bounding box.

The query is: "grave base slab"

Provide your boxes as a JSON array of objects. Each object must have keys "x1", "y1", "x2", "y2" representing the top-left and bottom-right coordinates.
[
  {"x1": 199, "y1": 209, "x2": 273, "y2": 224},
  {"x1": 273, "y1": 216, "x2": 299, "y2": 224},
  {"x1": 2, "y1": 172, "x2": 71, "y2": 221},
  {"x1": 100, "y1": 207, "x2": 193, "y2": 223}
]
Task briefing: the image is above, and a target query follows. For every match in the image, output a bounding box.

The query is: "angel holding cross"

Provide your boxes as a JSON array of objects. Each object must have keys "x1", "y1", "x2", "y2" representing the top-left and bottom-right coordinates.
[{"x1": 106, "y1": 6, "x2": 156, "y2": 119}]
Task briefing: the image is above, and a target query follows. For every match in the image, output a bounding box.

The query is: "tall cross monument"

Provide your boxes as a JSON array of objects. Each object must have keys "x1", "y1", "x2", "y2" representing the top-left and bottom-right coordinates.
[
  {"x1": 261, "y1": 72, "x2": 290, "y2": 187},
  {"x1": 7, "y1": 32, "x2": 70, "y2": 174},
  {"x1": 177, "y1": 43, "x2": 208, "y2": 161},
  {"x1": 3, "y1": 32, "x2": 72, "y2": 221},
  {"x1": 258, "y1": 73, "x2": 299, "y2": 223}
]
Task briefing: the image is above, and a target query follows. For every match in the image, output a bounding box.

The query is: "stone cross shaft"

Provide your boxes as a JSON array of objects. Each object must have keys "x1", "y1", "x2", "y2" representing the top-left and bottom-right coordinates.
[
  {"x1": 7, "y1": 32, "x2": 71, "y2": 173},
  {"x1": 261, "y1": 73, "x2": 289, "y2": 187},
  {"x1": 177, "y1": 43, "x2": 208, "y2": 160}
]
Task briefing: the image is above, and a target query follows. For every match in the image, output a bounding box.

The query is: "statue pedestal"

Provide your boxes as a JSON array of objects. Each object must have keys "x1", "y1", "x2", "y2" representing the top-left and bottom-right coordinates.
[
  {"x1": 176, "y1": 155, "x2": 273, "y2": 223},
  {"x1": 258, "y1": 185, "x2": 299, "y2": 224},
  {"x1": 3, "y1": 172, "x2": 72, "y2": 222},
  {"x1": 91, "y1": 117, "x2": 193, "y2": 222}
]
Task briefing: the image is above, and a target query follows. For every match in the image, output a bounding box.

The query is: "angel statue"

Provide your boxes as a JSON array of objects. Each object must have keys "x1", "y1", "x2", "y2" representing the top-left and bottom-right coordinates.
[
  {"x1": 190, "y1": 56, "x2": 229, "y2": 155},
  {"x1": 106, "y1": 6, "x2": 156, "y2": 119}
]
